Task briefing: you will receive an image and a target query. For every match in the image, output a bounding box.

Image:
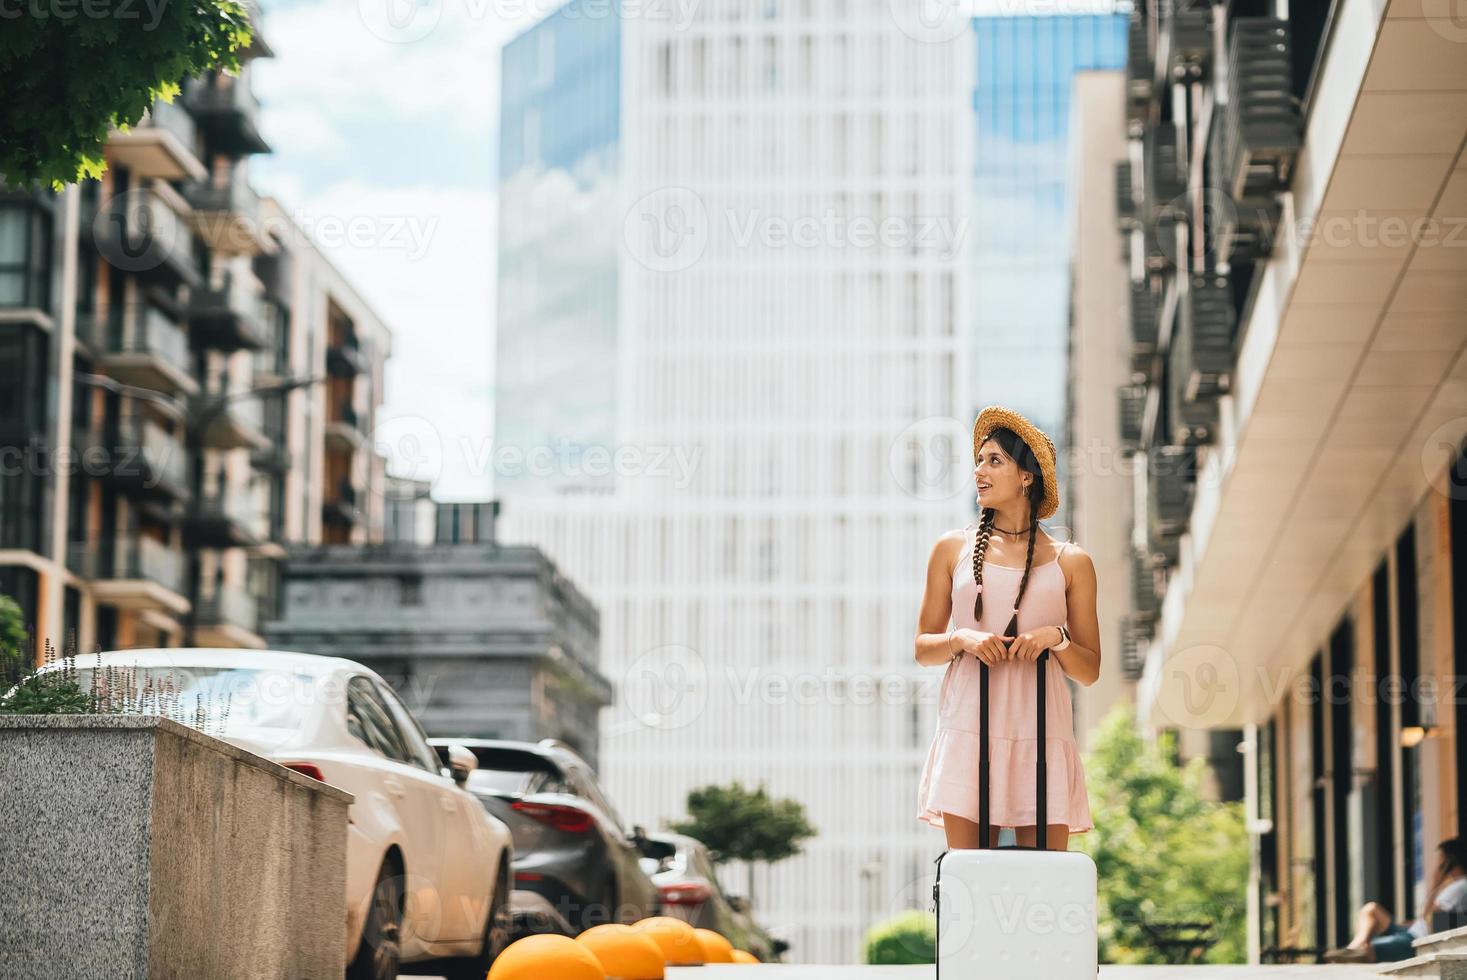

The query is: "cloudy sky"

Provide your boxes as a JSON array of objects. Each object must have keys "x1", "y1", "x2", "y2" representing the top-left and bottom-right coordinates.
[{"x1": 249, "y1": 0, "x2": 555, "y2": 499}]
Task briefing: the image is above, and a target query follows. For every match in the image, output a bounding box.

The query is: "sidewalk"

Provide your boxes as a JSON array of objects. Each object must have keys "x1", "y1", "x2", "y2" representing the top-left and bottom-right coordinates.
[{"x1": 660, "y1": 967, "x2": 1382, "y2": 978}]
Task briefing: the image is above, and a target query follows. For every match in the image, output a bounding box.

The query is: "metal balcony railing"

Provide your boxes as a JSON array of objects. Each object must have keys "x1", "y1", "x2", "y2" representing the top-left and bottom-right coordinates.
[
  {"x1": 1126, "y1": 11, "x2": 1151, "y2": 121},
  {"x1": 1219, "y1": 18, "x2": 1303, "y2": 199},
  {"x1": 183, "y1": 165, "x2": 261, "y2": 224},
  {"x1": 77, "y1": 304, "x2": 191, "y2": 375},
  {"x1": 1131, "y1": 546, "x2": 1161, "y2": 619},
  {"x1": 1115, "y1": 161, "x2": 1136, "y2": 230},
  {"x1": 189, "y1": 270, "x2": 268, "y2": 350},
  {"x1": 92, "y1": 190, "x2": 199, "y2": 283},
  {"x1": 196, "y1": 586, "x2": 258, "y2": 632},
  {"x1": 1163, "y1": 0, "x2": 1213, "y2": 80},
  {"x1": 1118, "y1": 382, "x2": 1146, "y2": 452},
  {"x1": 138, "y1": 97, "x2": 198, "y2": 152},
  {"x1": 70, "y1": 537, "x2": 186, "y2": 593},
  {"x1": 112, "y1": 411, "x2": 189, "y2": 492}
]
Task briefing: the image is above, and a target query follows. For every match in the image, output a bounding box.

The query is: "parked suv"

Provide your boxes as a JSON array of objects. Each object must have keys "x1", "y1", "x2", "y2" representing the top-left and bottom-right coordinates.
[{"x1": 428, "y1": 737, "x2": 661, "y2": 934}]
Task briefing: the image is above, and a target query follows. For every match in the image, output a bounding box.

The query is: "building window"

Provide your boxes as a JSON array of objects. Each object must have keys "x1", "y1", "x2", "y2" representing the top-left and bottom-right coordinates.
[{"x1": 0, "y1": 202, "x2": 51, "y2": 310}]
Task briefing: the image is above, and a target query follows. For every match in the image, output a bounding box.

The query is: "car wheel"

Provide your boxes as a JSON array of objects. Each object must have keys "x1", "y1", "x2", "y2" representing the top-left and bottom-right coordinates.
[
  {"x1": 348, "y1": 858, "x2": 403, "y2": 980},
  {"x1": 440, "y1": 863, "x2": 513, "y2": 980}
]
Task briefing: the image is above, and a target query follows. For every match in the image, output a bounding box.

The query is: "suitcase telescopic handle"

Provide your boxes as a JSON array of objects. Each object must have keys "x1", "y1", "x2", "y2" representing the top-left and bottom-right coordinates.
[{"x1": 978, "y1": 646, "x2": 1049, "y2": 850}]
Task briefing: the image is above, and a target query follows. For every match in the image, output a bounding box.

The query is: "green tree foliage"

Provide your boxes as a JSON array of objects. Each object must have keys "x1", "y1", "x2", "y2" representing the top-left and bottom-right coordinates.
[
  {"x1": 1078, "y1": 701, "x2": 1249, "y2": 963},
  {"x1": 668, "y1": 780, "x2": 817, "y2": 910},
  {"x1": 0, "y1": 0, "x2": 253, "y2": 188},
  {"x1": 864, "y1": 909, "x2": 935, "y2": 964}
]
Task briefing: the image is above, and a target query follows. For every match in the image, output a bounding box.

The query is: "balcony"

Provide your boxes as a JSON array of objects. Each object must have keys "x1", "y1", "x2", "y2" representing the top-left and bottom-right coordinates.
[
  {"x1": 195, "y1": 585, "x2": 264, "y2": 649},
  {"x1": 324, "y1": 401, "x2": 365, "y2": 453},
  {"x1": 322, "y1": 478, "x2": 360, "y2": 528},
  {"x1": 76, "y1": 304, "x2": 198, "y2": 397},
  {"x1": 1118, "y1": 381, "x2": 1146, "y2": 453},
  {"x1": 1146, "y1": 444, "x2": 1196, "y2": 566},
  {"x1": 182, "y1": 68, "x2": 271, "y2": 156},
  {"x1": 1218, "y1": 19, "x2": 1303, "y2": 200},
  {"x1": 182, "y1": 167, "x2": 271, "y2": 255},
  {"x1": 70, "y1": 537, "x2": 189, "y2": 615},
  {"x1": 254, "y1": 246, "x2": 294, "y2": 302},
  {"x1": 189, "y1": 271, "x2": 268, "y2": 351},
  {"x1": 1129, "y1": 283, "x2": 1159, "y2": 374},
  {"x1": 196, "y1": 389, "x2": 270, "y2": 452},
  {"x1": 91, "y1": 188, "x2": 200, "y2": 288},
  {"x1": 1131, "y1": 546, "x2": 1161, "y2": 621},
  {"x1": 1177, "y1": 275, "x2": 1237, "y2": 401},
  {"x1": 1160, "y1": 0, "x2": 1212, "y2": 82},
  {"x1": 189, "y1": 489, "x2": 259, "y2": 548},
  {"x1": 326, "y1": 332, "x2": 368, "y2": 377},
  {"x1": 1119, "y1": 614, "x2": 1149, "y2": 682},
  {"x1": 251, "y1": 300, "x2": 290, "y2": 382},
  {"x1": 1125, "y1": 12, "x2": 1151, "y2": 122},
  {"x1": 106, "y1": 97, "x2": 206, "y2": 181},
  {"x1": 104, "y1": 412, "x2": 190, "y2": 500},
  {"x1": 1115, "y1": 161, "x2": 1135, "y2": 232}
]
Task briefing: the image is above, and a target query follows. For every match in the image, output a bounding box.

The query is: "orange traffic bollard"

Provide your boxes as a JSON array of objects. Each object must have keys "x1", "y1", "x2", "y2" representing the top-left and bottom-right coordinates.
[
  {"x1": 630, "y1": 915, "x2": 705, "y2": 965},
  {"x1": 488, "y1": 933, "x2": 607, "y2": 980},
  {"x1": 577, "y1": 923, "x2": 666, "y2": 979},
  {"x1": 692, "y1": 928, "x2": 734, "y2": 963}
]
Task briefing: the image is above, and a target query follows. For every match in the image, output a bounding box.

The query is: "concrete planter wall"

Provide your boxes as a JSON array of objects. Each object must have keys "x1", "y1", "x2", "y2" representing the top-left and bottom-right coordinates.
[{"x1": 0, "y1": 715, "x2": 353, "y2": 980}]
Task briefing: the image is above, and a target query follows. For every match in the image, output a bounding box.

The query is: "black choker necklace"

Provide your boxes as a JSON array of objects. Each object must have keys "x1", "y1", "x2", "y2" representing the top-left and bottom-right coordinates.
[{"x1": 992, "y1": 522, "x2": 1031, "y2": 535}]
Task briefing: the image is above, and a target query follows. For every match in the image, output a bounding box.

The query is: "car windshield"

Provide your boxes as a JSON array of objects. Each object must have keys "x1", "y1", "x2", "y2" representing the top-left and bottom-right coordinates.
[
  {"x1": 72, "y1": 665, "x2": 316, "y2": 743},
  {"x1": 466, "y1": 768, "x2": 535, "y2": 794}
]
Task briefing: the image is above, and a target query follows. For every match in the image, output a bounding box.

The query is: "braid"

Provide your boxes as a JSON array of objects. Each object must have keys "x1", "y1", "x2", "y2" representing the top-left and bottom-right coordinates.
[
  {"x1": 1006, "y1": 491, "x2": 1039, "y2": 637},
  {"x1": 971, "y1": 508, "x2": 996, "y2": 624}
]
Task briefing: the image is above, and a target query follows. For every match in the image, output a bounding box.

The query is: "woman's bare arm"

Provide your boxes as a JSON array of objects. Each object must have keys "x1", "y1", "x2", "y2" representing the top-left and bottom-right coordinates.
[
  {"x1": 914, "y1": 531, "x2": 964, "y2": 667},
  {"x1": 1056, "y1": 544, "x2": 1102, "y2": 686}
]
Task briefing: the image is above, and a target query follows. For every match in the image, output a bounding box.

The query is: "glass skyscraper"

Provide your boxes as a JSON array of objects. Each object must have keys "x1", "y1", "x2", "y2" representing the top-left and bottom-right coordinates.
[
  {"x1": 970, "y1": 13, "x2": 1128, "y2": 524},
  {"x1": 496, "y1": 2, "x2": 622, "y2": 496}
]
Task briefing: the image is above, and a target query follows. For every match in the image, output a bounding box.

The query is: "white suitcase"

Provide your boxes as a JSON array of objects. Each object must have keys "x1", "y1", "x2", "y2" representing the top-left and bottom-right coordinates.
[{"x1": 932, "y1": 649, "x2": 1098, "y2": 977}]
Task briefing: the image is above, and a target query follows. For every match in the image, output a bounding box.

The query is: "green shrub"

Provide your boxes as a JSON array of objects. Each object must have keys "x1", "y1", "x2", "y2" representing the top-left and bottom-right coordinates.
[{"x1": 864, "y1": 909, "x2": 935, "y2": 964}]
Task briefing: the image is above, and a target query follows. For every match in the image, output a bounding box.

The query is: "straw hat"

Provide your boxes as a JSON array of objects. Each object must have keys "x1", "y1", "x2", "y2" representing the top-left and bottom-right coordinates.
[{"x1": 972, "y1": 405, "x2": 1059, "y2": 521}]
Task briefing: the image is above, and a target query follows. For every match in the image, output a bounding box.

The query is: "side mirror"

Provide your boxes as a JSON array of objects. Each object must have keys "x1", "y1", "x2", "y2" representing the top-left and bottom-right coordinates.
[{"x1": 445, "y1": 743, "x2": 477, "y2": 786}]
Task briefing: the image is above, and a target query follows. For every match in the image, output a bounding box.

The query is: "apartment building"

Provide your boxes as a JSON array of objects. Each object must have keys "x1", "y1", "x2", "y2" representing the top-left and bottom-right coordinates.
[
  {"x1": 0, "y1": 3, "x2": 390, "y2": 657},
  {"x1": 1099, "y1": 0, "x2": 1466, "y2": 960}
]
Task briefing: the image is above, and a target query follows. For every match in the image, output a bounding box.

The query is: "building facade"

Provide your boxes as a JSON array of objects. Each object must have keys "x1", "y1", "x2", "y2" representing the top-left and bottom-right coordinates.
[
  {"x1": 495, "y1": 0, "x2": 976, "y2": 962},
  {"x1": 264, "y1": 517, "x2": 612, "y2": 768},
  {"x1": 1105, "y1": 0, "x2": 1466, "y2": 960},
  {"x1": 0, "y1": 4, "x2": 390, "y2": 658}
]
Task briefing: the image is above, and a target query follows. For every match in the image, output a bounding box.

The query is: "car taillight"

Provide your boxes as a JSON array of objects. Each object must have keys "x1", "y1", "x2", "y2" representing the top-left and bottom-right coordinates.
[
  {"x1": 510, "y1": 801, "x2": 595, "y2": 833},
  {"x1": 514, "y1": 871, "x2": 545, "y2": 882},
  {"x1": 284, "y1": 762, "x2": 325, "y2": 781},
  {"x1": 659, "y1": 882, "x2": 711, "y2": 905}
]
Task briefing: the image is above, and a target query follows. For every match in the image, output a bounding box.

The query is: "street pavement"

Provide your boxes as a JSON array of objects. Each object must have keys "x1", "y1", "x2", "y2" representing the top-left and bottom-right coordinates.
[{"x1": 410, "y1": 965, "x2": 1384, "y2": 978}]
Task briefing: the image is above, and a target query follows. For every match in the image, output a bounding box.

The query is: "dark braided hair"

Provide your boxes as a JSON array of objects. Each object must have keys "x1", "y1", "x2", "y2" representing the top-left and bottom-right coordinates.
[{"x1": 971, "y1": 425, "x2": 1047, "y2": 636}]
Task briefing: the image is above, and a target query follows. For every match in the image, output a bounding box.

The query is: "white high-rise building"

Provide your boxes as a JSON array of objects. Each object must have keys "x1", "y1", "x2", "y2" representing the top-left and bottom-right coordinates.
[{"x1": 495, "y1": 2, "x2": 975, "y2": 962}]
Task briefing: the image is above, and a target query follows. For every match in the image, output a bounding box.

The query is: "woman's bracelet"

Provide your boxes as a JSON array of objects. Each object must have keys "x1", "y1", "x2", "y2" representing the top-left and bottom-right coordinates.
[{"x1": 946, "y1": 626, "x2": 959, "y2": 660}]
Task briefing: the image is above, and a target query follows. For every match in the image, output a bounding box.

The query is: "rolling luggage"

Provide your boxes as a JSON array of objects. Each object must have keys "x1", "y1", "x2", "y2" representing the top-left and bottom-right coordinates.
[{"x1": 932, "y1": 648, "x2": 1098, "y2": 977}]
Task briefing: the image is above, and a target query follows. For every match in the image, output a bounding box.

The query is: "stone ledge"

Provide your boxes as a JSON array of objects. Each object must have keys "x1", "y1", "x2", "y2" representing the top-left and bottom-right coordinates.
[{"x1": 0, "y1": 713, "x2": 354, "y2": 804}]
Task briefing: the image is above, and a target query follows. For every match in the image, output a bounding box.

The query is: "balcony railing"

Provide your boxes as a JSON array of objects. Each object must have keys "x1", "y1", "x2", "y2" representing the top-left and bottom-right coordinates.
[
  {"x1": 77, "y1": 304, "x2": 193, "y2": 382},
  {"x1": 1118, "y1": 382, "x2": 1146, "y2": 452},
  {"x1": 92, "y1": 189, "x2": 199, "y2": 286},
  {"x1": 196, "y1": 585, "x2": 258, "y2": 632},
  {"x1": 1146, "y1": 444, "x2": 1197, "y2": 565},
  {"x1": 191, "y1": 488, "x2": 259, "y2": 547},
  {"x1": 1126, "y1": 11, "x2": 1151, "y2": 121},
  {"x1": 1162, "y1": 0, "x2": 1213, "y2": 80},
  {"x1": 182, "y1": 68, "x2": 270, "y2": 155},
  {"x1": 189, "y1": 270, "x2": 268, "y2": 350},
  {"x1": 70, "y1": 537, "x2": 185, "y2": 594},
  {"x1": 185, "y1": 168, "x2": 260, "y2": 218},
  {"x1": 112, "y1": 411, "x2": 189, "y2": 494},
  {"x1": 1219, "y1": 18, "x2": 1303, "y2": 199},
  {"x1": 326, "y1": 331, "x2": 367, "y2": 377}
]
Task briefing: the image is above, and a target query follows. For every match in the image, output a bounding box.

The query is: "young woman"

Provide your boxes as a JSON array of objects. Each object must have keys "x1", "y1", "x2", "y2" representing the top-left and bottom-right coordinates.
[
  {"x1": 1324, "y1": 837, "x2": 1467, "y2": 963},
  {"x1": 913, "y1": 405, "x2": 1101, "y2": 851}
]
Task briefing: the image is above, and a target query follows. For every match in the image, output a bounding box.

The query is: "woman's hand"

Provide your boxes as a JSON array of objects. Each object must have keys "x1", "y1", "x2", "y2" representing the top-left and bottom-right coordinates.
[
  {"x1": 953, "y1": 629, "x2": 1009, "y2": 667},
  {"x1": 1005, "y1": 626, "x2": 1063, "y2": 662}
]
